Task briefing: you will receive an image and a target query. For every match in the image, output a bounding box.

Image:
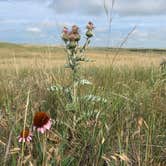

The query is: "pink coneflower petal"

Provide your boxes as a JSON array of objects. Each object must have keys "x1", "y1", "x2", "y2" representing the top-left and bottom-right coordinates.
[
  {"x1": 18, "y1": 128, "x2": 32, "y2": 143},
  {"x1": 26, "y1": 138, "x2": 30, "y2": 142},
  {"x1": 28, "y1": 136, "x2": 32, "y2": 140},
  {"x1": 33, "y1": 112, "x2": 52, "y2": 134},
  {"x1": 37, "y1": 127, "x2": 45, "y2": 134},
  {"x1": 18, "y1": 137, "x2": 23, "y2": 142},
  {"x1": 44, "y1": 120, "x2": 52, "y2": 130}
]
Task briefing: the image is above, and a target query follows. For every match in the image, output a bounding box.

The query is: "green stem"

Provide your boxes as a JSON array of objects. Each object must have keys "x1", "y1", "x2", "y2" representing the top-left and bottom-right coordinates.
[{"x1": 42, "y1": 133, "x2": 47, "y2": 166}]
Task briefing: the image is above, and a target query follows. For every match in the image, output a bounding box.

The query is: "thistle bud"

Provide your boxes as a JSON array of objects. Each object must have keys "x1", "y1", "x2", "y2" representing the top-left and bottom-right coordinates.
[
  {"x1": 75, "y1": 34, "x2": 81, "y2": 42},
  {"x1": 72, "y1": 25, "x2": 79, "y2": 34},
  {"x1": 86, "y1": 22, "x2": 94, "y2": 38},
  {"x1": 68, "y1": 33, "x2": 76, "y2": 41},
  {"x1": 68, "y1": 41, "x2": 77, "y2": 49},
  {"x1": 86, "y1": 21, "x2": 95, "y2": 30},
  {"x1": 86, "y1": 30, "x2": 93, "y2": 38},
  {"x1": 61, "y1": 27, "x2": 69, "y2": 43},
  {"x1": 63, "y1": 27, "x2": 68, "y2": 34}
]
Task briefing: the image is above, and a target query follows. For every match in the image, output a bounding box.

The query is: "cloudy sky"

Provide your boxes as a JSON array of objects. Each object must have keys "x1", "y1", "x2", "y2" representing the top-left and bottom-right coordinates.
[{"x1": 0, "y1": 0, "x2": 166, "y2": 48}]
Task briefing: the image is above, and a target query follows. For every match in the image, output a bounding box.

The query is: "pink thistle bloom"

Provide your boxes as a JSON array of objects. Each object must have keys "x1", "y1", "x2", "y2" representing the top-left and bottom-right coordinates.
[
  {"x1": 62, "y1": 27, "x2": 68, "y2": 34},
  {"x1": 72, "y1": 25, "x2": 79, "y2": 34},
  {"x1": 62, "y1": 27, "x2": 69, "y2": 43},
  {"x1": 86, "y1": 21, "x2": 95, "y2": 30},
  {"x1": 68, "y1": 32, "x2": 77, "y2": 41},
  {"x1": 33, "y1": 112, "x2": 52, "y2": 134},
  {"x1": 18, "y1": 128, "x2": 32, "y2": 143}
]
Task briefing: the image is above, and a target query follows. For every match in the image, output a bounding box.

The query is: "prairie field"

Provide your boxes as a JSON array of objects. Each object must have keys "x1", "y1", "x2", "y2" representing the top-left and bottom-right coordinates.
[{"x1": 0, "y1": 42, "x2": 166, "y2": 165}]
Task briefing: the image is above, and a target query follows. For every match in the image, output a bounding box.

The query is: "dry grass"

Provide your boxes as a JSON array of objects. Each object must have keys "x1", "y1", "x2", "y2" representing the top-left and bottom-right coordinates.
[
  {"x1": 0, "y1": 43, "x2": 166, "y2": 166},
  {"x1": 0, "y1": 43, "x2": 165, "y2": 71}
]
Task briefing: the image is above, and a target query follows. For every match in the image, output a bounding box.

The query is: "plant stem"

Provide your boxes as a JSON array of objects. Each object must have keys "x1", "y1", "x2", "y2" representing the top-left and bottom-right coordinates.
[
  {"x1": 19, "y1": 89, "x2": 30, "y2": 166},
  {"x1": 42, "y1": 132, "x2": 47, "y2": 166}
]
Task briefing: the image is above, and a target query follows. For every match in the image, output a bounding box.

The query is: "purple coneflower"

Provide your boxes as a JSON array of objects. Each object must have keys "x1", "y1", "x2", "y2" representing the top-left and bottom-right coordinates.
[
  {"x1": 33, "y1": 112, "x2": 52, "y2": 134},
  {"x1": 18, "y1": 128, "x2": 32, "y2": 143}
]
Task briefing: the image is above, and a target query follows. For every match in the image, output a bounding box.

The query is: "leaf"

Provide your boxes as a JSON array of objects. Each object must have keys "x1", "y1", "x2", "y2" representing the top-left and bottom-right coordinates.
[
  {"x1": 82, "y1": 95, "x2": 107, "y2": 103},
  {"x1": 47, "y1": 85, "x2": 63, "y2": 92},
  {"x1": 76, "y1": 79, "x2": 92, "y2": 86},
  {"x1": 64, "y1": 64, "x2": 70, "y2": 68},
  {"x1": 64, "y1": 87, "x2": 73, "y2": 102}
]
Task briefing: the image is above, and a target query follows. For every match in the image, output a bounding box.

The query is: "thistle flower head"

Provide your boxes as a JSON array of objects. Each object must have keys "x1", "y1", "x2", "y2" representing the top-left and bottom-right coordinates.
[
  {"x1": 33, "y1": 112, "x2": 52, "y2": 134},
  {"x1": 86, "y1": 22, "x2": 95, "y2": 38},
  {"x1": 61, "y1": 27, "x2": 69, "y2": 43},
  {"x1": 72, "y1": 25, "x2": 79, "y2": 34},
  {"x1": 86, "y1": 21, "x2": 95, "y2": 30},
  {"x1": 18, "y1": 128, "x2": 32, "y2": 143},
  {"x1": 62, "y1": 26, "x2": 68, "y2": 34},
  {"x1": 68, "y1": 32, "x2": 77, "y2": 41}
]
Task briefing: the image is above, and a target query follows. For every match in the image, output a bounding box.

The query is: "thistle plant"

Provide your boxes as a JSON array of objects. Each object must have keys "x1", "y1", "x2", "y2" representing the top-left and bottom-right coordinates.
[
  {"x1": 61, "y1": 22, "x2": 95, "y2": 104},
  {"x1": 49, "y1": 22, "x2": 107, "y2": 110}
]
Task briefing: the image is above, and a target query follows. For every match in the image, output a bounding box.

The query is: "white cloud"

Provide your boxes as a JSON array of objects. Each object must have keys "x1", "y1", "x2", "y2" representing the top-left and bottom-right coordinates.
[
  {"x1": 114, "y1": 0, "x2": 166, "y2": 16},
  {"x1": 8, "y1": 0, "x2": 166, "y2": 17},
  {"x1": 48, "y1": 0, "x2": 166, "y2": 16},
  {"x1": 9, "y1": 0, "x2": 166, "y2": 16},
  {"x1": 133, "y1": 30, "x2": 149, "y2": 38},
  {"x1": 26, "y1": 27, "x2": 41, "y2": 33}
]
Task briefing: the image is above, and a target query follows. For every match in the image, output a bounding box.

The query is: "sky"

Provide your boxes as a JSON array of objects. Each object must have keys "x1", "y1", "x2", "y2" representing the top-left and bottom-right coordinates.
[{"x1": 0, "y1": 0, "x2": 166, "y2": 48}]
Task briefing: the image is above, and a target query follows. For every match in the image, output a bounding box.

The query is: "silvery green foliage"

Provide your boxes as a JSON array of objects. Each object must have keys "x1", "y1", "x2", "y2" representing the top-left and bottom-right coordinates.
[
  {"x1": 60, "y1": 23, "x2": 96, "y2": 104},
  {"x1": 82, "y1": 95, "x2": 107, "y2": 104},
  {"x1": 61, "y1": 23, "x2": 95, "y2": 74},
  {"x1": 48, "y1": 85, "x2": 73, "y2": 102},
  {"x1": 76, "y1": 79, "x2": 92, "y2": 86},
  {"x1": 49, "y1": 22, "x2": 107, "y2": 110},
  {"x1": 47, "y1": 85, "x2": 63, "y2": 92}
]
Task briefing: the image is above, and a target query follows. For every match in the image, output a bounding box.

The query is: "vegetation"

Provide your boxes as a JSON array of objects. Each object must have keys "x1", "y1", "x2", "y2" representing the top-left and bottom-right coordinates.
[{"x1": 0, "y1": 41, "x2": 166, "y2": 165}]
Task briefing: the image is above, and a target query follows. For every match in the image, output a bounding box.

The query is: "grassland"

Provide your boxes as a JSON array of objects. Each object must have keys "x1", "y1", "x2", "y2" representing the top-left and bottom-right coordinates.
[{"x1": 0, "y1": 42, "x2": 166, "y2": 165}]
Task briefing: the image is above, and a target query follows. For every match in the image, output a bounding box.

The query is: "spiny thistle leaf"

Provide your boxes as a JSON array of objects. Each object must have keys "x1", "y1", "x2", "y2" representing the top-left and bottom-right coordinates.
[
  {"x1": 82, "y1": 95, "x2": 107, "y2": 103},
  {"x1": 47, "y1": 85, "x2": 63, "y2": 92},
  {"x1": 76, "y1": 79, "x2": 92, "y2": 86}
]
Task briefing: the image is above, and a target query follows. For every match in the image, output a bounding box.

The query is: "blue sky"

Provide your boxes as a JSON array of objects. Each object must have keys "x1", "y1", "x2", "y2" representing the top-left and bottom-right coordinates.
[{"x1": 0, "y1": 0, "x2": 166, "y2": 48}]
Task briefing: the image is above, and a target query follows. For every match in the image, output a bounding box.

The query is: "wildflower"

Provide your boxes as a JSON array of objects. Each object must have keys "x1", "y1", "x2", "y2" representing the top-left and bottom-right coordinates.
[
  {"x1": 72, "y1": 25, "x2": 80, "y2": 41},
  {"x1": 72, "y1": 25, "x2": 79, "y2": 34},
  {"x1": 62, "y1": 26, "x2": 68, "y2": 34},
  {"x1": 68, "y1": 41, "x2": 77, "y2": 49},
  {"x1": 67, "y1": 31, "x2": 80, "y2": 49},
  {"x1": 86, "y1": 21, "x2": 94, "y2": 38},
  {"x1": 86, "y1": 21, "x2": 95, "y2": 30},
  {"x1": 33, "y1": 112, "x2": 52, "y2": 134},
  {"x1": 61, "y1": 27, "x2": 69, "y2": 43},
  {"x1": 75, "y1": 33, "x2": 81, "y2": 42},
  {"x1": 18, "y1": 128, "x2": 32, "y2": 143},
  {"x1": 68, "y1": 32, "x2": 77, "y2": 41}
]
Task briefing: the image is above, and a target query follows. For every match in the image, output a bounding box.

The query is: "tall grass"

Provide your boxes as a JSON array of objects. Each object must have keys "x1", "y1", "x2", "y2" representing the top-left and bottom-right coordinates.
[{"x1": 0, "y1": 61, "x2": 165, "y2": 165}]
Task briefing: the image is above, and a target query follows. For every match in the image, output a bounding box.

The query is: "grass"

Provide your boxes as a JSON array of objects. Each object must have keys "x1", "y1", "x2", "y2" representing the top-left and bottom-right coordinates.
[{"x1": 0, "y1": 42, "x2": 166, "y2": 165}]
